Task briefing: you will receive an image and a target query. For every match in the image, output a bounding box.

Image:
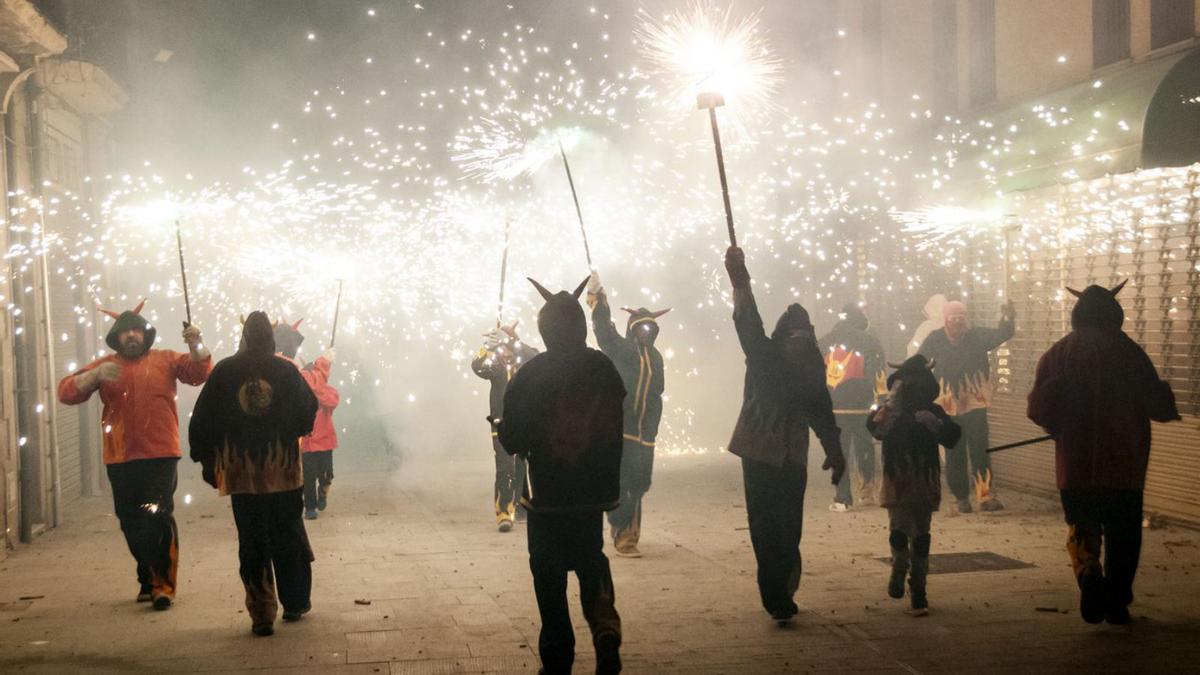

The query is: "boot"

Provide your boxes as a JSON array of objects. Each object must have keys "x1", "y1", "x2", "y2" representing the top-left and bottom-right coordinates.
[
  {"x1": 907, "y1": 534, "x2": 930, "y2": 616},
  {"x1": 887, "y1": 531, "x2": 909, "y2": 599},
  {"x1": 1067, "y1": 525, "x2": 1105, "y2": 624}
]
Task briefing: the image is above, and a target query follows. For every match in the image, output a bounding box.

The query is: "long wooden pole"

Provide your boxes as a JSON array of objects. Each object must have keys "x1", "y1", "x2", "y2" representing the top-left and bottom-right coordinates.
[
  {"x1": 330, "y1": 279, "x2": 344, "y2": 347},
  {"x1": 175, "y1": 219, "x2": 192, "y2": 327},
  {"x1": 497, "y1": 218, "x2": 512, "y2": 328},
  {"x1": 558, "y1": 141, "x2": 593, "y2": 267}
]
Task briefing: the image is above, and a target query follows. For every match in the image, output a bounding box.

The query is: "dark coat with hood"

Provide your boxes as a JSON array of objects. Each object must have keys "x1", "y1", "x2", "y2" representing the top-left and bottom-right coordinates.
[
  {"x1": 867, "y1": 355, "x2": 961, "y2": 509},
  {"x1": 818, "y1": 304, "x2": 885, "y2": 410},
  {"x1": 472, "y1": 332, "x2": 540, "y2": 420},
  {"x1": 918, "y1": 314, "x2": 1014, "y2": 416},
  {"x1": 497, "y1": 278, "x2": 626, "y2": 512},
  {"x1": 189, "y1": 311, "x2": 319, "y2": 496},
  {"x1": 1027, "y1": 283, "x2": 1179, "y2": 491},
  {"x1": 592, "y1": 293, "x2": 666, "y2": 447},
  {"x1": 726, "y1": 258, "x2": 841, "y2": 466}
]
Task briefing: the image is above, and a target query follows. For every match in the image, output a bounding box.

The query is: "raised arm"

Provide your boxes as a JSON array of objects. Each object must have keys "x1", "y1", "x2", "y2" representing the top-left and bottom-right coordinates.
[
  {"x1": 591, "y1": 287, "x2": 633, "y2": 360},
  {"x1": 176, "y1": 324, "x2": 214, "y2": 385},
  {"x1": 724, "y1": 246, "x2": 769, "y2": 357},
  {"x1": 973, "y1": 302, "x2": 1016, "y2": 351}
]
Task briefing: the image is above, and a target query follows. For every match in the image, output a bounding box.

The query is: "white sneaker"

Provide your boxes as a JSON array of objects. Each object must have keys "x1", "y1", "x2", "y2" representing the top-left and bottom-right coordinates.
[{"x1": 829, "y1": 502, "x2": 850, "y2": 513}]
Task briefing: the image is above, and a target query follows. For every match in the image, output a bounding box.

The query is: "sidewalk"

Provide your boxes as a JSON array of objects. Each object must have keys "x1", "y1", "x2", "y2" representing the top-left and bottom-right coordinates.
[{"x1": 1, "y1": 452, "x2": 1198, "y2": 673}]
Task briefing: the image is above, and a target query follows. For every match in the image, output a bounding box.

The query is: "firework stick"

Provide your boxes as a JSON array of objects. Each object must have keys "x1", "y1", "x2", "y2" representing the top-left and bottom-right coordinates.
[
  {"x1": 175, "y1": 219, "x2": 192, "y2": 328},
  {"x1": 697, "y1": 93, "x2": 737, "y2": 248},
  {"x1": 986, "y1": 434, "x2": 1052, "y2": 453},
  {"x1": 330, "y1": 279, "x2": 344, "y2": 347},
  {"x1": 558, "y1": 141, "x2": 593, "y2": 268},
  {"x1": 497, "y1": 218, "x2": 512, "y2": 328}
]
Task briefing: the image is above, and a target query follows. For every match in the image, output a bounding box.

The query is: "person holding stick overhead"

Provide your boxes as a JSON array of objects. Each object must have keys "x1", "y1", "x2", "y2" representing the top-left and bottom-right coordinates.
[
  {"x1": 722, "y1": 246, "x2": 845, "y2": 624},
  {"x1": 587, "y1": 271, "x2": 668, "y2": 558},
  {"x1": 57, "y1": 299, "x2": 212, "y2": 610}
]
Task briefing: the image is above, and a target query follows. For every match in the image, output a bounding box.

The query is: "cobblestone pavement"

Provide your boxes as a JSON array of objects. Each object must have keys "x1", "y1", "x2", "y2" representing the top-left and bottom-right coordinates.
[{"x1": 2, "y1": 451, "x2": 1198, "y2": 673}]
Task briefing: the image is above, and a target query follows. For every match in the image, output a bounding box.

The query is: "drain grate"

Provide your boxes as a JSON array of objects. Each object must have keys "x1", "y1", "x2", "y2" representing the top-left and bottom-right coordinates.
[{"x1": 875, "y1": 551, "x2": 1034, "y2": 574}]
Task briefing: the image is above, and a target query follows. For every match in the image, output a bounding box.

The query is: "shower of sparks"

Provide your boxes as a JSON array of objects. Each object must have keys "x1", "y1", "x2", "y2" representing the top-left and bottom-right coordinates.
[
  {"x1": 890, "y1": 206, "x2": 1004, "y2": 248},
  {"x1": 635, "y1": 3, "x2": 781, "y2": 126}
]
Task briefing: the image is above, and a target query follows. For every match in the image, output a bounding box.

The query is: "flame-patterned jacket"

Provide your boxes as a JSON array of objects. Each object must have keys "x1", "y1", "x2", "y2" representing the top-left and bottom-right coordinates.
[
  {"x1": 917, "y1": 318, "x2": 1014, "y2": 416},
  {"x1": 818, "y1": 320, "x2": 885, "y2": 411}
]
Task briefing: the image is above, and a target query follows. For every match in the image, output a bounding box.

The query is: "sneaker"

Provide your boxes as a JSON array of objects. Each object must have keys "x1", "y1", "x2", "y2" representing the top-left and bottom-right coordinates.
[
  {"x1": 282, "y1": 603, "x2": 311, "y2": 622},
  {"x1": 828, "y1": 501, "x2": 851, "y2": 513},
  {"x1": 980, "y1": 498, "x2": 1005, "y2": 512},
  {"x1": 906, "y1": 606, "x2": 929, "y2": 617},
  {"x1": 498, "y1": 518, "x2": 514, "y2": 533},
  {"x1": 1105, "y1": 604, "x2": 1131, "y2": 625},
  {"x1": 305, "y1": 508, "x2": 318, "y2": 520},
  {"x1": 769, "y1": 604, "x2": 798, "y2": 624},
  {"x1": 317, "y1": 496, "x2": 328, "y2": 511},
  {"x1": 595, "y1": 633, "x2": 622, "y2": 675},
  {"x1": 137, "y1": 584, "x2": 153, "y2": 603},
  {"x1": 1079, "y1": 570, "x2": 1106, "y2": 624},
  {"x1": 252, "y1": 624, "x2": 275, "y2": 637},
  {"x1": 957, "y1": 498, "x2": 973, "y2": 514},
  {"x1": 152, "y1": 595, "x2": 172, "y2": 611}
]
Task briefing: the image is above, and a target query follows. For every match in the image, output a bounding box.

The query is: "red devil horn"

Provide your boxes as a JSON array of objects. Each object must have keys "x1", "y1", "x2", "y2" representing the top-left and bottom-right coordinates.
[
  {"x1": 527, "y1": 278, "x2": 553, "y2": 301},
  {"x1": 620, "y1": 307, "x2": 637, "y2": 315},
  {"x1": 292, "y1": 318, "x2": 304, "y2": 330},
  {"x1": 886, "y1": 361, "x2": 904, "y2": 369},
  {"x1": 99, "y1": 307, "x2": 121, "y2": 320},
  {"x1": 650, "y1": 308, "x2": 672, "y2": 319},
  {"x1": 1109, "y1": 279, "x2": 1128, "y2": 296},
  {"x1": 1066, "y1": 287, "x2": 1083, "y2": 298},
  {"x1": 572, "y1": 276, "x2": 590, "y2": 300},
  {"x1": 132, "y1": 298, "x2": 147, "y2": 315}
]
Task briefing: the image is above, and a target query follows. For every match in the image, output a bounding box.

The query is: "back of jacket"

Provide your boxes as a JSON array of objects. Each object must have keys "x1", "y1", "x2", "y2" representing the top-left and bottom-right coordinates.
[{"x1": 498, "y1": 347, "x2": 626, "y2": 512}]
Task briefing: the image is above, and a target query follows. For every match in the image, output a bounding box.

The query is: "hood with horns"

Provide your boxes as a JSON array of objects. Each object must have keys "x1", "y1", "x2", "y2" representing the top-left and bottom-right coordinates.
[
  {"x1": 623, "y1": 306, "x2": 670, "y2": 344},
  {"x1": 529, "y1": 276, "x2": 589, "y2": 350},
  {"x1": 1068, "y1": 281, "x2": 1126, "y2": 330},
  {"x1": 272, "y1": 318, "x2": 305, "y2": 358},
  {"x1": 886, "y1": 354, "x2": 940, "y2": 410},
  {"x1": 101, "y1": 298, "x2": 155, "y2": 356}
]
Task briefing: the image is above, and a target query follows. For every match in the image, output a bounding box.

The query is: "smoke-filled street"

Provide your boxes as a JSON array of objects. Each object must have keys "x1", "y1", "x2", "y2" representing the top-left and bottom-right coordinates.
[{"x1": 1, "y1": 453, "x2": 1198, "y2": 673}]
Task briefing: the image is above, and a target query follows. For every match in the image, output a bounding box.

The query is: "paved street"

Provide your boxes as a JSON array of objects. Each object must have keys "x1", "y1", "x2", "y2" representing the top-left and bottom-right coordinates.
[{"x1": 2, "y1": 451, "x2": 1198, "y2": 674}]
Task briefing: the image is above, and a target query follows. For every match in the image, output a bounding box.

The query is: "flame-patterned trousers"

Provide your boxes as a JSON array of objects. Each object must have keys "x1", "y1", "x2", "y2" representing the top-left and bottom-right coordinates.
[
  {"x1": 1060, "y1": 488, "x2": 1143, "y2": 611},
  {"x1": 231, "y1": 488, "x2": 315, "y2": 629}
]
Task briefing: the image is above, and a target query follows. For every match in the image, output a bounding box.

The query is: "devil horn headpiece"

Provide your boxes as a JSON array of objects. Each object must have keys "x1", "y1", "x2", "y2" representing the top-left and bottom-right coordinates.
[
  {"x1": 1110, "y1": 279, "x2": 1128, "y2": 295},
  {"x1": 622, "y1": 307, "x2": 672, "y2": 319},
  {"x1": 572, "y1": 276, "x2": 589, "y2": 299},
  {"x1": 98, "y1": 297, "x2": 147, "y2": 320},
  {"x1": 887, "y1": 356, "x2": 935, "y2": 370},
  {"x1": 528, "y1": 277, "x2": 553, "y2": 301}
]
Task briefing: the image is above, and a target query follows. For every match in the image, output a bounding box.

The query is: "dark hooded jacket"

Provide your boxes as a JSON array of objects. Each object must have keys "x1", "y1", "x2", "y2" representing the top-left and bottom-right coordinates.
[
  {"x1": 498, "y1": 279, "x2": 626, "y2": 512},
  {"x1": 1027, "y1": 284, "x2": 1179, "y2": 490},
  {"x1": 818, "y1": 304, "x2": 886, "y2": 410},
  {"x1": 472, "y1": 333, "x2": 540, "y2": 420},
  {"x1": 189, "y1": 311, "x2": 319, "y2": 496},
  {"x1": 726, "y1": 267, "x2": 841, "y2": 466},
  {"x1": 918, "y1": 311, "x2": 1014, "y2": 416},
  {"x1": 592, "y1": 293, "x2": 665, "y2": 447},
  {"x1": 867, "y1": 355, "x2": 961, "y2": 509}
]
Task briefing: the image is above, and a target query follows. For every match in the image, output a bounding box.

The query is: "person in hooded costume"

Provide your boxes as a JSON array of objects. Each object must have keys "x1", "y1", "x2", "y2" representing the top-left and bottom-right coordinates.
[
  {"x1": 272, "y1": 319, "x2": 339, "y2": 521},
  {"x1": 189, "y1": 311, "x2": 320, "y2": 636},
  {"x1": 917, "y1": 298, "x2": 1015, "y2": 513},
  {"x1": 819, "y1": 302, "x2": 886, "y2": 512},
  {"x1": 907, "y1": 294, "x2": 946, "y2": 358},
  {"x1": 1027, "y1": 282, "x2": 1179, "y2": 625},
  {"x1": 867, "y1": 355, "x2": 961, "y2": 616},
  {"x1": 497, "y1": 277, "x2": 624, "y2": 675},
  {"x1": 586, "y1": 272, "x2": 668, "y2": 557},
  {"x1": 723, "y1": 246, "x2": 846, "y2": 623},
  {"x1": 57, "y1": 300, "x2": 211, "y2": 609},
  {"x1": 472, "y1": 320, "x2": 540, "y2": 531}
]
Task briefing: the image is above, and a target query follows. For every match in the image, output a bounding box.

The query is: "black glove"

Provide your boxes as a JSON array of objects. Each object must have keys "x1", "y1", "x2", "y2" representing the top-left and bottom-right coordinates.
[{"x1": 724, "y1": 246, "x2": 750, "y2": 288}]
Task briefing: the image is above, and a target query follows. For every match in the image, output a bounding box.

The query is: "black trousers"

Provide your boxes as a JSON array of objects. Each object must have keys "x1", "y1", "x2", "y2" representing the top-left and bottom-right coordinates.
[
  {"x1": 527, "y1": 510, "x2": 621, "y2": 674},
  {"x1": 302, "y1": 450, "x2": 334, "y2": 510},
  {"x1": 945, "y1": 409, "x2": 992, "y2": 501},
  {"x1": 1061, "y1": 488, "x2": 1143, "y2": 610},
  {"x1": 106, "y1": 457, "x2": 180, "y2": 598},
  {"x1": 742, "y1": 456, "x2": 807, "y2": 614},
  {"x1": 833, "y1": 413, "x2": 875, "y2": 504},
  {"x1": 230, "y1": 488, "x2": 315, "y2": 627},
  {"x1": 493, "y1": 436, "x2": 527, "y2": 522}
]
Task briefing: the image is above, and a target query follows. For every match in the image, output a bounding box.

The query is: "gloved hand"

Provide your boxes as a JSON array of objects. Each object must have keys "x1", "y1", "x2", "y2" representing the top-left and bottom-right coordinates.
[
  {"x1": 483, "y1": 329, "x2": 508, "y2": 351},
  {"x1": 182, "y1": 325, "x2": 210, "y2": 361},
  {"x1": 320, "y1": 347, "x2": 336, "y2": 364},
  {"x1": 586, "y1": 270, "x2": 604, "y2": 309},
  {"x1": 724, "y1": 246, "x2": 750, "y2": 288},
  {"x1": 77, "y1": 361, "x2": 121, "y2": 391},
  {"x1": 914, "y1": 410, "x2": 943, "y2": 433},
  {"x1": 822, "y1": 446, "x2": 847, "y2": 486},
  {"x1": 1000, "y1": 300, "x2": 1016, "y2": 322}
]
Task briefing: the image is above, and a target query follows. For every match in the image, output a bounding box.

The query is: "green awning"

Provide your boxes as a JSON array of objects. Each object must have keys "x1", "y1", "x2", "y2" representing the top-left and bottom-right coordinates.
[{"x1": 936, "y1": 47, "x2": 1200, "y2": 196}]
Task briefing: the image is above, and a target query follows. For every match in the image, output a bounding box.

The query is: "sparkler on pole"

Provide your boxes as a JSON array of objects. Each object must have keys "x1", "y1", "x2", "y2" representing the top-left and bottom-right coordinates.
[
  {"x1": 330, "y1": 279, "x2": 344, "y2": 347},
  {"x1": 174, "y1": 219, "x2": 192, "y2": 328},
  {"x1": 497, "y1": 218, "x2": 512, "y2": 328},
  {"x1": 558, "y1": 141, "x2": 593, "y2": 268},
  {"x1": 698, "y1": 92, "x2": 737, "y2": 247}
]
